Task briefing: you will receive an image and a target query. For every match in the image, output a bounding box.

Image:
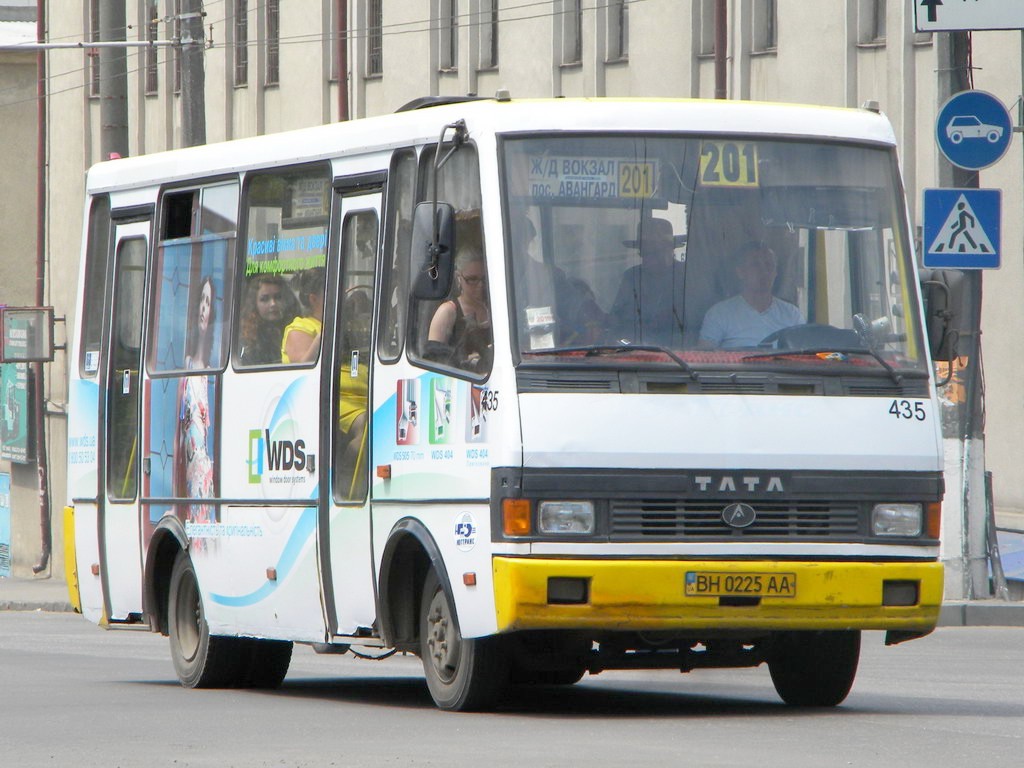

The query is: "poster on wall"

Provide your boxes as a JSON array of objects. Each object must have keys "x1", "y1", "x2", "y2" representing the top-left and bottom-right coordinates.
[
  {"x1": 0, "y1": 363, "x2": 31, "y2": 464},
  {"x1": 0, "y1": 472, "x2": 10, "y2": 577}
]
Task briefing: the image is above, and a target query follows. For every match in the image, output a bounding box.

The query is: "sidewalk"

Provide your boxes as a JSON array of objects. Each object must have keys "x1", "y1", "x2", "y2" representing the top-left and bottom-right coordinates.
[
  {"x1": 3, "y1": 576, "x2": 1024, "y2": 626},
  {"x1": 0, "y1": 576, "x2": 75, "y2": 613}
]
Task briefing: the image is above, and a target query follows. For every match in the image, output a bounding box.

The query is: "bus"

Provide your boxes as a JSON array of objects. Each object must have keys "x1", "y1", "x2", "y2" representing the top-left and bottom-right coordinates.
[{"x1": 66, "y1": 96, "x2": 947, "y2": 711}]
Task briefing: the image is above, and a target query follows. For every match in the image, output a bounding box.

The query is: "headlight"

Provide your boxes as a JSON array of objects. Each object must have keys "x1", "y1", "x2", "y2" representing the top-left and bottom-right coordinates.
[
  {"x1": 537, "y1": 501, "x2": 595, "y2": 535},
  {"x1": 872, "y1": 503, "x2": 923, "y2": 537}
]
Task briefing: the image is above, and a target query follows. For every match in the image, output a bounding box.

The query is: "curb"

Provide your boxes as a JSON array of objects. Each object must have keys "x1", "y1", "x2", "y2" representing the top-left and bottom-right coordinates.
[
  {"x1": 938, "y1": 600, "x2": 1024, "y2": 628},
  {"x1": 0, "y1": 599, "x2": 75, "y2": 613}
]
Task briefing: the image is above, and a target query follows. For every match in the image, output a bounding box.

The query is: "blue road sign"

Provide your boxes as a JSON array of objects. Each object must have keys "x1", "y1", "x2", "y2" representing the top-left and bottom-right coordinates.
[
  {"x1": 922, "y1": 188, "x2": 1001, "y2": 269},
  {"x1": 935, "y1": 91, "x2": 1012, "y2": 171}
]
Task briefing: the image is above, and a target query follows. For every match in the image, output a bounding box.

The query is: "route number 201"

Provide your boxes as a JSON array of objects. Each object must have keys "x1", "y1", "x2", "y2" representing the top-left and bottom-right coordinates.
[{"x1": 889, "y1": 399, "x2": 926, "y2": 421}]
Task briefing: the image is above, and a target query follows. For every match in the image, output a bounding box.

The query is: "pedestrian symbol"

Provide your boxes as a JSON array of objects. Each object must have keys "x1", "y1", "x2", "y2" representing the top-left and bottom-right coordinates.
[{"x1": 922, "y1": 188, "x2": 1001, "y2": 269}]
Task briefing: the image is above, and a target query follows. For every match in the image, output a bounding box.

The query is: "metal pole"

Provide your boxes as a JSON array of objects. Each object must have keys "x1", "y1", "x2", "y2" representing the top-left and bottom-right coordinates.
[
  {"x1": 181, "y1": 0, "x2": 207, "y2": 147},
  {"x1": 337, "y1": 0, "x2": 349, "y2": 121},
  {"x1": 714, "y1": 0, "x2": 727, "y2": 99},
  {"x1": 98, "y1": 0, "x2": 128, "y2": 159}
]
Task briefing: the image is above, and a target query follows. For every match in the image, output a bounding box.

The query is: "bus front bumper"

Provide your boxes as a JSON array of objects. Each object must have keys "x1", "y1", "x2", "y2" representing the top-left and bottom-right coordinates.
[{"x1": 492, "y1": 557, "x2": 943, "y2": 633}]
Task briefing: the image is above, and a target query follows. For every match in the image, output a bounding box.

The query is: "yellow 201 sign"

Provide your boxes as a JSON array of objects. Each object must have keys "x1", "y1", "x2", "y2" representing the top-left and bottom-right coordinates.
[{"x1": 699, "y1": 141, "x2": 759, "y2": 187}]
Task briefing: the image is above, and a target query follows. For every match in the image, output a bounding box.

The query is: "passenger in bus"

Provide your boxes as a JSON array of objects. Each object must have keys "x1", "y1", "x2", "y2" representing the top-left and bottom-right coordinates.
[
  {"x1": 426, "y1": 246, "x2": 492, "y2": 370},
  {"x1": 177, "y1": 275, "x2": 216, "y2": 543},
  {"x1": 699, "y1": 241, "x2": 802, "y2": 348},
  {"x1": 281, "y1": 267, "x2": 326, "y2": 364},
  {"x1": 609, "y1": 217, "x2": 685, "y2": 347},
  {"x1": 512, "y1": 212, "x2": 605, "y2": 348},
  {"x1": 238, "y1": 274, "x2": 299, "y2": 366}
]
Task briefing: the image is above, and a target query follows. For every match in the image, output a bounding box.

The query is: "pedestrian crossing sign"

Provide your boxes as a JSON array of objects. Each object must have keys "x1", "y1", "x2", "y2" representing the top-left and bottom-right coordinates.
[{"x1": 922, "y1": 188, "x2": 1001, "y2": 269}]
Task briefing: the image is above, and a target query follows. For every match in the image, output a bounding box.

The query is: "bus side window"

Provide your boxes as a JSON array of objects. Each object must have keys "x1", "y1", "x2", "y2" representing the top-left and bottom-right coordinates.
[
  {"x1": 149, "y1": 186, "x2": 237, "y2": 374},
  {"x1": 80, "y1": 195, "x2": 111, "y2": 377},
  {"x1": 378, "y1": 149, "x2": 417, "y2": 363},
  {"x1": 236, "y1": 164, "x2": 331, "y2": 368},
  {"x1": 408, "y1": 146, "x2": 492, "y2": 378}
]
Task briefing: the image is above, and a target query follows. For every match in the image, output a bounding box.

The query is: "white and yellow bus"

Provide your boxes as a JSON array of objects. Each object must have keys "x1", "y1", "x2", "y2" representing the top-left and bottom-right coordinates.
[{"x1": 66, "y1": 96, "x2": 946, "y2": 711}]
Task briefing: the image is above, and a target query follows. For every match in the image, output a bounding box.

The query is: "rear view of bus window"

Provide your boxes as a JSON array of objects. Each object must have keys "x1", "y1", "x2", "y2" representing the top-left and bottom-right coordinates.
[{"x1": 238, "y1": 165, "x2": 331, "y2": 367}]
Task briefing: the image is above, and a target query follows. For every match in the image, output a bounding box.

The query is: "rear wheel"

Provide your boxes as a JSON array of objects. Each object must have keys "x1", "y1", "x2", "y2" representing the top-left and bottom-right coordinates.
[
  {"x1": 768, "y1": 630, "x2": 860, "y2": 707},
  {"x1": 419, "y1": 569, "x2": 508, "y2": 711},
  {"x1": 167, "y1": 550, "x2": 293, "y2": 689},
  {"x1": 168, "y1": 549, "x2": 236, "y2": 688}
]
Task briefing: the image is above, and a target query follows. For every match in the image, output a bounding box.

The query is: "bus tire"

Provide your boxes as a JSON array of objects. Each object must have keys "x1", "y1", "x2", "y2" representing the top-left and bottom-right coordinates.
[
  {"x1": 419, "y1": 569, "x2": 508, "y2": 711},
  {"x1": 237, "y1": 638, "x2": 293, "y2": 689},
  {"x1": 768, "y1": 630, "x2": 860, "y2": 707},
  {"x1": 167, "y1": 549, "x2": 239, "y2": 689}
]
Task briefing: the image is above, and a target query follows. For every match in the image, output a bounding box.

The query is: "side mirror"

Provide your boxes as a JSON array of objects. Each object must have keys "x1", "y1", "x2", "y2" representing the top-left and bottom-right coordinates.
[
  {"x1": 411, "y1": 201, "x2": 456, "y2": 300},
  {"x1": 920, "y1": 269, "x2": 964, "y2": 363}
]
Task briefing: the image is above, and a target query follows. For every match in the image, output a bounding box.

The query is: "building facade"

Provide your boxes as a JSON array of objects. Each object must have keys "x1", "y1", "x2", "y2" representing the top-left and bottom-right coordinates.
[{"x1": 18, "y1": 0, "x2": 1022, "y2": 582}]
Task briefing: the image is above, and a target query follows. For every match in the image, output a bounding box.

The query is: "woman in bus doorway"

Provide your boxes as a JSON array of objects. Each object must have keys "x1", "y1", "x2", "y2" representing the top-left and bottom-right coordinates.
[{"x1": 177, "y1": 275, "x2": 217, "y2": 548}]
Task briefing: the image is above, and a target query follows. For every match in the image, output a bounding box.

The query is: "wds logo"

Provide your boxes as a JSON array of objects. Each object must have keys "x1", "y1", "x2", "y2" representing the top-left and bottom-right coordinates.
[{"x1": 248, "y1": 429, "x2": 316, "y2": 484}]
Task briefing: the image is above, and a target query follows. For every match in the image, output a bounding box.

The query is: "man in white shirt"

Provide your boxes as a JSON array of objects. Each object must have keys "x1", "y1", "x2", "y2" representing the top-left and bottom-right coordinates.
[{"x1": 699, "y1": 241, "x2": 802, "y2": 348}]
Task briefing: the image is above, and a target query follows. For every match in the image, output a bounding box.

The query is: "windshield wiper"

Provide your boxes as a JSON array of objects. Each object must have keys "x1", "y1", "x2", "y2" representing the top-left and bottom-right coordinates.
[
  {"x1": 529, "y1": 344, "x2": 700, "y2": 381},
  {"x1": 741, "y1": 346, "x2": 903, "y2": 386}
]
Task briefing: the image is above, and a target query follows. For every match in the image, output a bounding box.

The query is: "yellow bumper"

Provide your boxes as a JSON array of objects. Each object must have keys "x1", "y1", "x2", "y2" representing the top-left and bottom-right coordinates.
[
  {"x1": 63, "y1": 506, "x2": 82, "y2": 614},
  {"x1": 493, "y1": 557, "x2": 943, "y2": 633}
]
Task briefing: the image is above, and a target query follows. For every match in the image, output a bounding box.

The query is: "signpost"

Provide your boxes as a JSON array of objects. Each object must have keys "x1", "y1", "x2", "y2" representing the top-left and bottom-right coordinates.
[{"x1": 915, "y1": 0, "x2": 1024, "y2": 32}]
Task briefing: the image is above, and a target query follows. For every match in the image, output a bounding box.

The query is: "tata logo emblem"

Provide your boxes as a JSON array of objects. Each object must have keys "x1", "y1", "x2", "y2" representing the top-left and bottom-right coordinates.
[{"x1": 722, "y1": 503, "x2": 757, "y2": 529}]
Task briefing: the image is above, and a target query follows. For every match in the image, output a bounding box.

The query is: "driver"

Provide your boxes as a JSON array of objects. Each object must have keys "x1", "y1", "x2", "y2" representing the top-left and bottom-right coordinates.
[{"x1": 699, "y1": 241, "x2": 802, "y2": 348}]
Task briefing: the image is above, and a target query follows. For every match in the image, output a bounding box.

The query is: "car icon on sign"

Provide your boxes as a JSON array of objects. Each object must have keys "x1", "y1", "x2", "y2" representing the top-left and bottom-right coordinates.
[{"x1": 945, "y1": 115, "x2": 1004, "y2": 144}]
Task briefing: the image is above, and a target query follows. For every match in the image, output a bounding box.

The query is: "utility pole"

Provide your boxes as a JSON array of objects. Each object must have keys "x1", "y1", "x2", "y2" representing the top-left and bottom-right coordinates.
[
  {"x1": 181, "y1": 0, "x2": 207, "y2": 147},
  {"x1": 936, "y1": 31, "x2": 988, "y2": 600},
  {"x1": 98, "y1": 0, "x2": 128, "y2": 158},
  {"x1": 714, "y1": 0, "x2": 727, "y2": 99}
]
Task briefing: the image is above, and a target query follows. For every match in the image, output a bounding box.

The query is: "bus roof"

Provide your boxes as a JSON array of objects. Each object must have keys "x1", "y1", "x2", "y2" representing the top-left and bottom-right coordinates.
[{"x1": 85, "y1": 97, "x2": 898, "y2": 195}]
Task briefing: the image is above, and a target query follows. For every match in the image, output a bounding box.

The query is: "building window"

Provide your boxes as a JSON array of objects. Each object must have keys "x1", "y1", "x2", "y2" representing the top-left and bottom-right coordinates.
[
  {"x1": 440, "y1": 0, "x2": 459, "y2": 71},
  {"x1": 88, "y1": 0, "x2": 100, "y2": 98},
  {"x1": 752, "y1": 0, "x2": 777, "y2": 52},
  {"x1": 479, "y1": 0, "x2": 498, "y2": 69},
  {"x1": 563, "y1": 0, "x2": 582, "y2": 65},
  {"x1": 145, "y1": 0, "x2": 159, "y2": 94},
  {"x1": 234, "y1": 0, "x2": 248, "y2": 86},
  {"x1": 266, "y1": 0, "x2": 280, "y2": 85},
  {"x1": 608, "y1": 0, "x2": 628, "y2": 61},
  {"x1": 698, "y1": 0, "x2": 716, "y2": 56},
  {"x1": 861, "y1": 0, "x2": 886, "y2": 43},
  {"x1": 367, "y1": 0, "x2": 383, "y2": 75}
]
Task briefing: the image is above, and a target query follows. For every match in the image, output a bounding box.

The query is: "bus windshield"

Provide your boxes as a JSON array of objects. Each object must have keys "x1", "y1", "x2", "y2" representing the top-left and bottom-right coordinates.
[{"x1": 502, "y1": 134, "x2": 926, "y2": 378}]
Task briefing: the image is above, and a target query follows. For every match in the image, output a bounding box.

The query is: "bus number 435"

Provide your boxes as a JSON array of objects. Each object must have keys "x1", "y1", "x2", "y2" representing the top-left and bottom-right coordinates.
[{"x1": 889, "y1": 399, "x2": 926, "y2": 421}]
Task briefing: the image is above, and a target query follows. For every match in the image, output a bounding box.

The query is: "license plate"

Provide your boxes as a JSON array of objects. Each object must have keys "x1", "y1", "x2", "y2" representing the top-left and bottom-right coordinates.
[{"x1": 685, "y1": 571, "x2": 797, "y2": 598}]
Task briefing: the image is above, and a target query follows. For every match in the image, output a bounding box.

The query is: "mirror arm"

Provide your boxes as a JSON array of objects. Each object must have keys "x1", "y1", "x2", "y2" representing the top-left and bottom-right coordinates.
[{"x1": 428, "y1": 120, "x2": 469, "y2": 279}]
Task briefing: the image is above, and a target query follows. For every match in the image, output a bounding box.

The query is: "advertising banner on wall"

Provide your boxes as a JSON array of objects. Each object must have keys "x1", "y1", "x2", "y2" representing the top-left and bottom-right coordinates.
[{"x1": 0, "y1": 363, "x2": 31, "y2": 463}]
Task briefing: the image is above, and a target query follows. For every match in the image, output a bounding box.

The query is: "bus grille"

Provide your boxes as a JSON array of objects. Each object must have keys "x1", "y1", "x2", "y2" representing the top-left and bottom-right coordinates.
[{"x1": 609, "y1": 500, "x2": 861, "y2": 540}]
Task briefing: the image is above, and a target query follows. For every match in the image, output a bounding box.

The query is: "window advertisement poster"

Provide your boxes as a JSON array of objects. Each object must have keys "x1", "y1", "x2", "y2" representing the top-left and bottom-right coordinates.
[
  {"x1": 0, "y1": 472, "x2": 10, "y2": 577},
  {"x1": 0, "y1": 363, "x2": 31, "y2": 463}
]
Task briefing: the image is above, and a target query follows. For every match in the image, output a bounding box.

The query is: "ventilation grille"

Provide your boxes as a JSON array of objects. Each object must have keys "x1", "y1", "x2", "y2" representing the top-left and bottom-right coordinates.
[{"x1": 610, "y1": 500, "x2": 861, "y2": 540}]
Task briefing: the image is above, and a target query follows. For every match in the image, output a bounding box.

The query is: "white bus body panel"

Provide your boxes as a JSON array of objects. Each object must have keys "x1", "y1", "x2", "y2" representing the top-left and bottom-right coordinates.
[{"x1": 520, "y1": 394, "x2": 943, "y2": 472}]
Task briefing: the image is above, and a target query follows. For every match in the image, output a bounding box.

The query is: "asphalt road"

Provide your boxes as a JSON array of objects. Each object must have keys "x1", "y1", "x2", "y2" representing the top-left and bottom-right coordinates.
[{"x1": 2, "y1": 612, "x2": 1022, "y2": 767}]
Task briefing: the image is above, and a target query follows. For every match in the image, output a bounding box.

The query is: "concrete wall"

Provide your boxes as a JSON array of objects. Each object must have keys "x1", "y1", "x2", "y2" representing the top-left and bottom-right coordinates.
[{"x1": 27, "y1": 1, "x2": 1024, "y2": 585}]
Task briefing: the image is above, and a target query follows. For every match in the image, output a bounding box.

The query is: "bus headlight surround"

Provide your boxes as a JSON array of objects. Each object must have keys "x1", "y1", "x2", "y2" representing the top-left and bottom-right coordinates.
[
  {"x1": 872, "y1": 503, "x2": 923, "y2": 537},
  {"x1": 538, "y1": 501, "x2": 595, "y2": 535}
]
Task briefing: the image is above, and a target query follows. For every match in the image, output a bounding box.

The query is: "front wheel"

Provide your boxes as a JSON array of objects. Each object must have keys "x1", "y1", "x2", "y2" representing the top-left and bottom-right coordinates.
[
  {"x1": 419, "y1": 569, "x2": 508, "y2": 711},
  {"x1": 768, "y1": 630, "x2": 860, "y2": 707}
]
